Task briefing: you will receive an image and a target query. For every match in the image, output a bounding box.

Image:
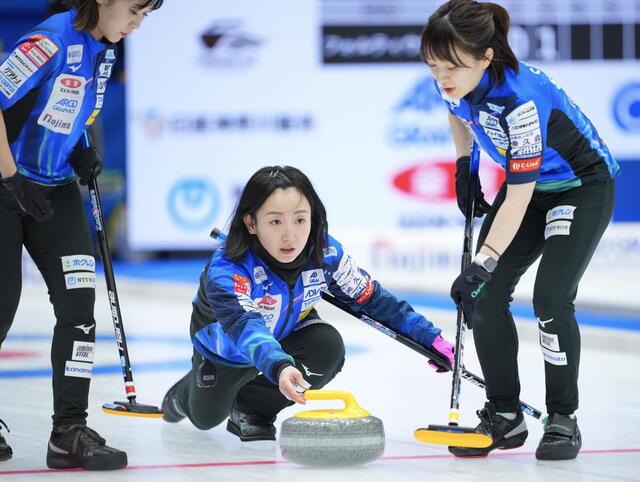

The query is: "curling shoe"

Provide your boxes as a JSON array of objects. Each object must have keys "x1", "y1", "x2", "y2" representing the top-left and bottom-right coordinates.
[
  {"x1": 162, "y1": 373, "x2": 189, "y2": 423},
  {"x1": 226, "y1": 402, "x2": 276, "y2": 442},
  {"x1": 0, "y1": 418, "x2": 12, "y2": 461},
  {"x1": 46, "y1": 424, "x2": 127, "y2": 470},
  {"x1": 535, "y1": 413, "x2": 581, "y2": 460},
  {"x1": 449, "y1": 402, "x2": 528, "y2": 457}
]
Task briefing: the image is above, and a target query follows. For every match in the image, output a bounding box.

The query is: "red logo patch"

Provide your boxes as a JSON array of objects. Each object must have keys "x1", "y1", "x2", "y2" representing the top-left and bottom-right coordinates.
[
  {"x1": 509, "y1": 157, "x2": 541, "y2": 172},
  {"x1": 258, "y1": 295, "x2": 277, "y2": 306},
  {"x1": 61, "y1": 77, "x2": 82, "y2": 88}
]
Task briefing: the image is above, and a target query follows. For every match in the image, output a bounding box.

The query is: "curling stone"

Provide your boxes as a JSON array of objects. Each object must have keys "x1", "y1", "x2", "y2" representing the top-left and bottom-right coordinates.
[{"x1": 280, "y1": 390, "x2": 384, "y2": 466}]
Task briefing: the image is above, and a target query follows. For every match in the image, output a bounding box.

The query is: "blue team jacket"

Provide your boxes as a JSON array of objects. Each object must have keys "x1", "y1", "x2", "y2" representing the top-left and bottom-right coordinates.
[
  {"x1": 0, "y1": 10, "x2": 116, "y2": 184},
  {"x1": 191, "y1": 235, "x2": 442, "y2": 383},
  {"x1": 436, "y1": 62, "x2": 620, "y2": 191}
]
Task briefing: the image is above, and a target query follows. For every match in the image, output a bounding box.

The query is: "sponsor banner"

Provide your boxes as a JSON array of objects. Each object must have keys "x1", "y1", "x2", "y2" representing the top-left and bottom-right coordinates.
[
  {"x1": 332, "y1": 224, "x2": 640, "y2": 309},
  {"x1": 320, "y1": 0, "x2": 640, "y2": 62},
  {"x1": 127, "y1": 0, "x2": 639, "y2": 256},
  {"x1": 322, "y1": 25, "x2": 422, "y2": 64}
]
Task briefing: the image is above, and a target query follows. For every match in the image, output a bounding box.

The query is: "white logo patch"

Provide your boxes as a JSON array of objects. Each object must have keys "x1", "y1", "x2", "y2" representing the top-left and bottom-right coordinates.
[
  {"x1": 539, "y1": 330, "x2": 560, "y2": 352},
  {"x1": 0, "y1": 60, "x2": 27, "y2": 89},
  {"x1": 64, "y1": 360, "x2": 93, "y2": 379},
  {"x1": 61, "y1": 255, "x2": 95, "y2": 273},
  {"x1": 301, "y1": 285, "x2": 323, "y2": 311},
  {"x1": 541, "y1": 346, "x2": 567, "y2": 366},
  {"x1": 65, "y1": 273, "x2": 96, "y2": 290},
  {"x1": 487, "y1": 102, "x2": 505, "y2": 114},
  {"x1": 98, "y1": 62, "x2": 113, "y2": 78},
  {"x1": 333, "y1": 255, "x2": 369, "y2": 299},
  {"x1": 323, "y1": 246, "x2": 338, "y2": 257},
  {"x1": 10, "y1": 50, "x2": 38, "y2": 76},
  {"x1": 66, "y1": 44, "x2": 83, "y2": 64},
  {"x1": 479, "y1": 111, "x2": 509, "y2": 150},
  {"x1": 35, "y1": 37, "x2": 59, "y2": 58},
  {"x1": 72, "y1": 341, "x2": 95, "y2": 362},
  {"x1": 97, "y1": 78, "x2": 107, "y2": 94},
  {"x1": 302, "y1": 269, "x2": 325, "y2": 286},
  {"x1": 105, "y1": 49, "x2": 116, "y2": 60},
  {"x1": 506, "y1": 101, "x2": 542, "y2": 160},
  {"x1": 253, "y1": 266, "x2": 267, "y2": 284},
  {"x1": 37, "y1": 74, "x2": 85, "y2": 134},
  {"x1": 546, "y1": 205, "x2": 576, "y2": 224},
  {"x1": 544, "y1": 220, "x2": 571, "y2": 239}
]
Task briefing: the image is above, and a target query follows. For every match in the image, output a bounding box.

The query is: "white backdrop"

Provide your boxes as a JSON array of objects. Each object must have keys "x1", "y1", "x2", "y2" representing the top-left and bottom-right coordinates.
[{"x1": 126, "y1": 0, "x2": 640, "y2": 307}]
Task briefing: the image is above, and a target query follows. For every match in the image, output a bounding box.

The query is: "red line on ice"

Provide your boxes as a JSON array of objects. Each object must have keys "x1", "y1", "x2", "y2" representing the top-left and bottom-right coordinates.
[{"x1": 0, "y1": 448, "x2": 638, "y2": 475}]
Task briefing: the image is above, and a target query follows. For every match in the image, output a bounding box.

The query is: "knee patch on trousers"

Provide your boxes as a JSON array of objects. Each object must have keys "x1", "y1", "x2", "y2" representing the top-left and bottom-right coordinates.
[
  {"x1": 61, "y1": 255, "x2": 96, "y2": 291},
  {"x1": 537, "y1": 319, "x2": 568, "y2": 367}
]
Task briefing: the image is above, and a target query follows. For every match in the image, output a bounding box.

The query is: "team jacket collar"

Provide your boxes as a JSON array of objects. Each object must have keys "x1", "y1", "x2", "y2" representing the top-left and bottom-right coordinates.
[{"x1": 465, "y1": 69, "x2": 493, "y2": 105}]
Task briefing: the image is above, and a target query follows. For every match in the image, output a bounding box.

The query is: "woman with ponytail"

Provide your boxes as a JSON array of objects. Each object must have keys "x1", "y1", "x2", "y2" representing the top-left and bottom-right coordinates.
[
  {"x1": 0, "y1": 0, "x2": 163, "y2": 471},
  {"x1": 421, "y1": 0, "x2": 619, "y2": 460}
]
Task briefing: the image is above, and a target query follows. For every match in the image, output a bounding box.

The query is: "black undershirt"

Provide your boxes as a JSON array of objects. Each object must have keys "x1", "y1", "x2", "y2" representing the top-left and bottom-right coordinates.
[{"x1": 250, "y1": 238, "x2": 310, "y2": 288}]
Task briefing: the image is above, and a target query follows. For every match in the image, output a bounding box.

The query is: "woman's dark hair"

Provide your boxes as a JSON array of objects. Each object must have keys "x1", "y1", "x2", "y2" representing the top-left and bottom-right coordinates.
[
  {"x1": 420, "y1": 0, "x2": 518, "y2": 85},
  {"x1": 66, "y1": 0, "x2": 164, "y2": 32},
  {"x1": 225, "y1": 166, "x2": 329, "y2": 266}
]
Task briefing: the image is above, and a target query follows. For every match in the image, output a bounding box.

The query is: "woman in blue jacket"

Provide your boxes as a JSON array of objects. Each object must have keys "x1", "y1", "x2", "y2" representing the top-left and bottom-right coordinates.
[
  {"x1": 0, "y1": 0, "x2": 162, "y2": 471},
  {"x1": 161, "y1": 166, "x2": 456, "y2": 441},
  {"x1": 421, "y1": 0, "x2": 619, "y2": 461}
]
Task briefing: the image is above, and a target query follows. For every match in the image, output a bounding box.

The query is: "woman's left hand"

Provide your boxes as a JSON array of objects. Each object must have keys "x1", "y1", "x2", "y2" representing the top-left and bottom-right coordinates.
[{"x1": 427, "y1": 335, "x2": 456, "y2": 372}]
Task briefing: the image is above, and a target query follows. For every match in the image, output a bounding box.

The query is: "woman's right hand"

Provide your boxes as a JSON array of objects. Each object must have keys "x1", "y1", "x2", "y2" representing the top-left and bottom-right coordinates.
[
  {"x1": 278, "y1": 366, "x2": 310, "y2": 404},
  {"x1": 455, "y1": 156, "x2": 491, "y2": 218}
]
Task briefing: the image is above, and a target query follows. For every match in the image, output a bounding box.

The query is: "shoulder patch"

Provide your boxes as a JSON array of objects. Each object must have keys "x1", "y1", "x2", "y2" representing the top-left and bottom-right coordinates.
[{"x1": 506, "y1": 100, "x2": 543, "y2": 162}]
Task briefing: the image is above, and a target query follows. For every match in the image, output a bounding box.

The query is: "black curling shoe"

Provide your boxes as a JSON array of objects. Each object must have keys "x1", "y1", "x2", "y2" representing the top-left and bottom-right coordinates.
[
  {"x1": 162, "y1": 373, "x2": 190, "y2": 423},
  {"x1": 46, "y1": 424, "x2": 127, "y2": 470},
  {"x1": 449, "y1": 402, "x2": 528, "y2": 457},
  {"x1": 0, "y1": 418, "x2": 12, "y2": 461},
  {"x1": 535, "y1": 413, "x2": 582, "y2": 460},
  {"x1": 226, "y1": 403, "x2": 276, "y2": 442}
]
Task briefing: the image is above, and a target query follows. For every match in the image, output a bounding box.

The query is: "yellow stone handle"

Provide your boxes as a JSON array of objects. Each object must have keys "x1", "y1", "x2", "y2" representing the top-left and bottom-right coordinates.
[{"x1": 294, "y1": 390, "x2": 371, "y2": 419}]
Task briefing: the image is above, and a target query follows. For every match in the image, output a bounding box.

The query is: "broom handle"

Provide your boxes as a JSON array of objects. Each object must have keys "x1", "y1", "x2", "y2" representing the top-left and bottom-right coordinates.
[
  {"x1": 82, "y1": 131, "x2": 138, "y2": 405},
  {"x1": 448, "y1": 141, "x2": 480, "y2": 426}
]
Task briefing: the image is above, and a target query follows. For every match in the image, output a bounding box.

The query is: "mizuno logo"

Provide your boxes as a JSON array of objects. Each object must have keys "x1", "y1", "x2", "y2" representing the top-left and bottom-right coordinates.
[
  {"x1": 301, "y1": 363, "x2": 323, "y2": 377},
  {"x1": 74, "y1": 323, "x2": 95, "y2": 334},
  {"x1": 538, "y1": 318, "x2": 553, "y2": 328},
  {"x1": 69, "y1": 64, "x2": 81, "y2": 72}
]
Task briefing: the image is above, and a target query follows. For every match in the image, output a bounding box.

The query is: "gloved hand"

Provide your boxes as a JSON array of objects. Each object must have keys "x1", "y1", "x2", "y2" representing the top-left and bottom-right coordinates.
[
  {"x1": 427, "y1": 335, "x2": 456, "y2": 372},
  {"x1": 450, "y1": 262, "x2": 492, "y2": 328},
  {"x1": 69, "y1": 143, "x2": 102, "y2": 185},
  {"x1": 455, "y1": 155, "x2": 491, "y2": 218},
  {"x1": 1, "y1": 172, "x2": 53, "y2": 221}
]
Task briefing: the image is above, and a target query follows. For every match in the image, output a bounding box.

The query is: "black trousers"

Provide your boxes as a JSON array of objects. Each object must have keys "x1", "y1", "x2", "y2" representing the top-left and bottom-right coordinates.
[
  {"x1": 472, "y1": 180, "x2": 616, "y2": 415},
  {"x1": 0, "y1": 182, "x2": 96, "y2": 426},
  {"x1": 175, "y1": 321, "x2": 346, "y2": 430}
]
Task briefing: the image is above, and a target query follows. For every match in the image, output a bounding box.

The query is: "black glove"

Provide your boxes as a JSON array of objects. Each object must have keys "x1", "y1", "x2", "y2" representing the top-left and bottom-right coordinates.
[
  {"x1": 1, "y1": 172, "x2": 53, "y2": 222},
  {"x1": 69, "y1": 143, "x2": 102, "y2": 185},
  {"x1": 450, "y1": 262, "x2": 492, "y2": 328},
  {"x1": 455, "y1": 155, "x2": 491, "y2": 218}
]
